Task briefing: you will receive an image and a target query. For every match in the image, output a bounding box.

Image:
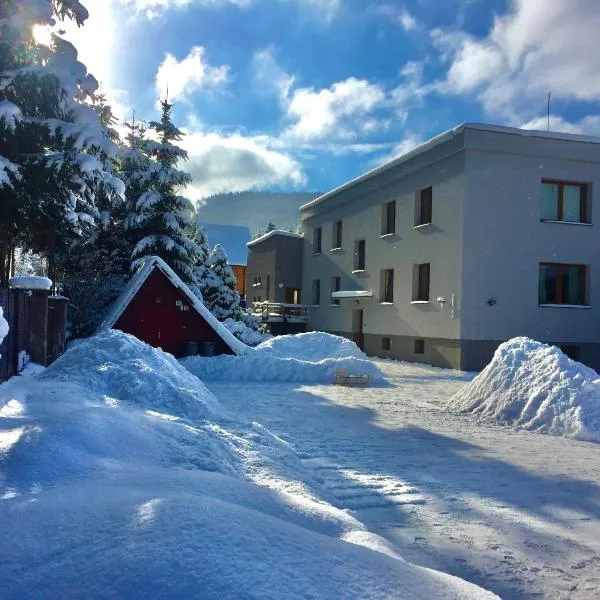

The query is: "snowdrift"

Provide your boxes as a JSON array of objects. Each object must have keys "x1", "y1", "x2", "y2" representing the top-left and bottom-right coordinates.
[
  {"x1": 181, "y1": 331, "x2": 383, "y2": 383},
  {"x1": 0, "y1": 330, "x2": 496, "y2": 599},
  {"x1": 449, "y1": 337, "x2": 600, "y2": 442}
]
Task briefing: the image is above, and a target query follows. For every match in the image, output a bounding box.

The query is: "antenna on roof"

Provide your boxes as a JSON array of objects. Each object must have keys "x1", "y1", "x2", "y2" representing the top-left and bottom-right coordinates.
[{"x1": 547, "y1": 91, "x2": 551, "y2": 131}]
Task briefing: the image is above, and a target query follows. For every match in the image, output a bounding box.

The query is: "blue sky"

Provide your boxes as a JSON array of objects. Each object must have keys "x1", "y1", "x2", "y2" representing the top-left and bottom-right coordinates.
[{"x1": 63, "y1": 0, "x2": 600, "y2": 201}]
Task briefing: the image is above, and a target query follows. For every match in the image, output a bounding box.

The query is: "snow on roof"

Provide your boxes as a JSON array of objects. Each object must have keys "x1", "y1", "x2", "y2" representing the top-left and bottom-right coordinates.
[
  {"x1": 331, "y1": 290, "x2": 374, "y2": 299},
  {"x1": 8, "y1": 275, "x2": 52, "y2": 291},
  {"x1": 200, "y1": 223, "x2": 251, "y2": 266},
  {"x1": 98, "y1": 256, "x2": 249, "y2": 356},
  {"x1": 300, "y1": 122, "x2": 600, "y2": 212},
  {"x1": 247, "y1": 230, "x2": 302, "y2": 247}
]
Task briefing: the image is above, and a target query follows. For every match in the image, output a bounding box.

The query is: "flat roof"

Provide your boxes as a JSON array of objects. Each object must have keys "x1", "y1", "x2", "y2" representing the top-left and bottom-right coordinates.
[
  {"x1": 247, "y1": 229, "x2": 302, "y2": 247},
  {"x1": 300, "y1": 123, "x2": 600, "y2": 212}
]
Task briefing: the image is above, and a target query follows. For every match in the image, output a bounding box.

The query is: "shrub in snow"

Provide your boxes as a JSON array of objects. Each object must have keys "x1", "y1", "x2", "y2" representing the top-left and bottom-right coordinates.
[
  {"x1": 202, "y1": 244, "x2": 241, "y2": 320},
  {"x1": 222, "y1": 318, "x2": 271, "y2": 347},
  {"x1": 448, "y1": 337, "x2": 600, "y2": 443}
]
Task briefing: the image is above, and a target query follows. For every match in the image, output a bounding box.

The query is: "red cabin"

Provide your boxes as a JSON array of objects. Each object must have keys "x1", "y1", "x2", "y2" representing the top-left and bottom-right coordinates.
[{"x1": 100, "y1": 256, "x2": 244, "y2": 357}]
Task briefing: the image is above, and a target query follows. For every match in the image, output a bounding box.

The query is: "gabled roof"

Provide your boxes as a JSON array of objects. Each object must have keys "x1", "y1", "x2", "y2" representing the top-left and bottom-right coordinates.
[
  {"x1": 247, "y1": 230, "x2": 303, "y2": 247},
  {"x1": 99, "y1": 256, "x2": 249, "y2": 356},
  {"x1": 200, "y1": 223, "x2": 252, "y2": 266},
  {"x1": 300, "y1": 122, "x2": 600, "y2": 212}
]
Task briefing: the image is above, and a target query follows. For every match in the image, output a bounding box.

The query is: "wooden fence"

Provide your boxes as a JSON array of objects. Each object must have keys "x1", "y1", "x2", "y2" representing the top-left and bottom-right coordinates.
[{"x1": 0, "y1": 288, "x2": 67, "y2": 381}]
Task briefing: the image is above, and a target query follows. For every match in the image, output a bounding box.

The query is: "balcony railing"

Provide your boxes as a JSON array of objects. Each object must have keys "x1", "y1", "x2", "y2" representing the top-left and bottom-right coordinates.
[{"x1": 251, "y1": 302, "x2": 309, "y2": 323}]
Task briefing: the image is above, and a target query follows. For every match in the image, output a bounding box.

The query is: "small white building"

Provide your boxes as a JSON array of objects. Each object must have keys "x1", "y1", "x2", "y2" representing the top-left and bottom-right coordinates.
[{"x1": 299, "y1": 123, "x2": 600, "y2": 370}]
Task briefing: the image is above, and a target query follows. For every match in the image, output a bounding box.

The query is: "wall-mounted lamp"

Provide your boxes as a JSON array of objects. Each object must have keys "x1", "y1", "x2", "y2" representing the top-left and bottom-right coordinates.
[
  {"x1": 436, "y1": 296, "x2": 447, "y2": 305},
  {"x1": 487, "y1": 298, "x2": 497, "y2": 306}
]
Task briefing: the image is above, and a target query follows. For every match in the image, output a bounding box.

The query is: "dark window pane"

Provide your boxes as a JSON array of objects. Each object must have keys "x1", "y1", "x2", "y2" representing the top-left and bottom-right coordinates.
[
  {"x1": 382, "y1": 337, "x2": 391, "y2": 351},
  {"x1": 417, "y1": 263, "x2": 430, "y2": 301},
  {"x1": 381, "y1": 269, "x2": 394, "y2": 303},
  {"x1": 313, "y1": 228, "x2": 322, "y2": 253},
  {"x1": 563, "y1": 185, "x2": 582, "y2": 222},
  {"x1": 312, "y1": 279, "x2": 320, "y2": 305},
  {"x1": 541, "y1": 182, "x2": 559, "y2": 220},
  {"x1": 414, "y1": 339, "x2": 425, "y2": 354},
  {"x1": 562, "y1": 266, "x2": 584, "y2": 304},
  {"x1": 383, "y1": 201, "x2": 396, "y2": 234},
  {"x1": 354, "y1": 240, "x2": 366, "y2": 270},
  {"x1": 333, "y1": 220, "x2": 342, "y2": 248},
  {"x1": 417, "y1": 187, "x2": 432, "y2": 225},
  {"x1": 539, "y1": 265, "x2": 557, "y2": 303},
  {"x1": 331, "y1": 276, "x2": 341, "y2": 305}
]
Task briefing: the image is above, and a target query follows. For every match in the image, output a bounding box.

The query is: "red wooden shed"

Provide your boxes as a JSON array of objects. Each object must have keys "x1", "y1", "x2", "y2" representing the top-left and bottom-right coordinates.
[{"x1": 99, "y1": 256, "x2": 246, "y2": 357}]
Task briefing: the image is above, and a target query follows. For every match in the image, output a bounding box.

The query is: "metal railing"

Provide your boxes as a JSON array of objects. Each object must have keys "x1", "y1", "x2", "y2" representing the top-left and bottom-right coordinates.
[{"x1": 251, "y1": 302, "x2": 309, "y2": 322}]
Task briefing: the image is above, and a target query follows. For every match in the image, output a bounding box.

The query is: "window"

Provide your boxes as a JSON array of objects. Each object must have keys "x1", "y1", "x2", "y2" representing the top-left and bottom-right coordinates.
[
  {"x1": 413, "y1": 263, "x2": 430, "y2": 301},
  {"x1": 312, "y1": 279, "x2": 321, "y2": 305},
  {"x1": 559, "y1": 344, "x2": 581, "y2": 362},
  {"x1": 331, "y1": 276, "x2": 341, "y2": 305},
  {"x1": 415, "y1": 186, "x2": 432, "y2": 226},
  {"x1": 382, "y1": 337, "x2": 392, "y2": 351},
  {"x1": 380, "y1": 269, "x2": 394, "y2": 303},
  {"x1": 414, "y1": 339, "x2": 425, "y2": 354},
  {"x1": 541, "y1": 180, "x2": 589, "y2": 223},
  {"x1": 539, "y1": 263, "x2": 587, "y2": 305},
  {"x1": 332, "y1": 220, "x2": 343, "y2": 249},
  {"x1": 313, "y1": 227, "x2": 322, "y2": 254},
  {"x1": 381, "y1": 200, "x2": 396, "y2": 235},
  {"x1": 353, "y1": 239, "x2": 366, "y2": 271},
  {"x1": 266, "y1": 274, "x2": 271, "y2": 300}
]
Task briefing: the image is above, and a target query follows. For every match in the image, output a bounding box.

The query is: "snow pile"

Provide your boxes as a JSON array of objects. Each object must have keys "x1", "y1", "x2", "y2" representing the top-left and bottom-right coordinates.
[
  {"x1": 0, "y1": 307, "x2": 8, "y2": 352},
  {"x1": 8, "y1": 275, "x2": 52, "y2": 291},
  {"x1": 222, "y1": 317, "x2": 271, "y2": 346},
  {"x1": 182, "y1": 332, "x2": 383, "y2": 383},
  {"x1": 255, "y1": 331, "x2": 366, "y2": 360},
  {"x1": 0, "y1": 330, "x2": 496, "y2": 599},
  {"x1": 448, "y1": 337, "x2": 600, "y2": 442}
]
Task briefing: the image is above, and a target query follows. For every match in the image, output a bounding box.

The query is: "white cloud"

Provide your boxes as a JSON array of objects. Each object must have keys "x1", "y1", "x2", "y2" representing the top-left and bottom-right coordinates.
[
  {"x1": 370, "y1": 135, "x2": 422, "y2": 167},
  {"x1": 181, "y1": 128, "x2": 306, "y2": 200},
  {"x1": 284, "y1": 78, "x2": 386, "y2": 141},
  {"x1": 116, "y1": 0, "x2": 250, "y2": 19},
  {"x1": 299, "y1": 0, "x2": 341, "y2": 23},
  {"x1": 374, "y1": 4, "x2": 419, "y2": 32},
  {"x1": 155, "y1": 46, "x2": 229, "y2": 104},
  {"x1": 252, "y1": 48, "x2": 295, "y2": 99},
  {"x1": 438, "y1": 0, "x2": 600, "y2": 116},
  {"x1": 520, "y1": 115, "x2": 600, "y2": 136}
]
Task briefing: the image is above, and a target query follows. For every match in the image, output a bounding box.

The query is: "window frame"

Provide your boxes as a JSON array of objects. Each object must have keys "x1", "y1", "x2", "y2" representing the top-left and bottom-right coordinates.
[
  {"x1": 540, "y1": 179, "x2": 589, "y2": 224},
  {"x1": 332, "y1": 220, "x2": 343, "y2": 250},
  {"x1": 415, "y1": 186, "x2": 433, "y2": 227},
  {"x1": 313, "y1": 227, "x2": 322, "y2": 254},
  {"x1": 380, "y1": 268, "x2": 394, "y2": 304},
  {"x1": 330, "y1": 276, "x2": 341, "y2": 305},
  {"x1": 381, "y1": 200, "x2": 396, "y2": 236},
  {"x1": 413, "y1": 263, "x2": 431, "y2": 302},
  {"x1": 414, "y1": 339, "x2": 425, "y2": 355},
  {"x1": 312, "y1": 279, "x2": 321, "y2": 306},
  {"x1": 539, "y1": 262, "x2": 588, "y2": 306},
  {"x1": 353, "y1": 239, "x2": 366, "y2": 271},
  {"x1": 382, "y1": 336, "x2": 392, "y2": 351}
]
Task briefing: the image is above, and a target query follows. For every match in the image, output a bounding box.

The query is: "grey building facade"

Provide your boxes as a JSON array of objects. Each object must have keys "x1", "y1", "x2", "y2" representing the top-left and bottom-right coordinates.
[
  {"x1": 246, "y1": 231, "x2": 304, "y2": 305},
  {"x1": 298, "y1": 124, "x2": 600, "y2": 371}
]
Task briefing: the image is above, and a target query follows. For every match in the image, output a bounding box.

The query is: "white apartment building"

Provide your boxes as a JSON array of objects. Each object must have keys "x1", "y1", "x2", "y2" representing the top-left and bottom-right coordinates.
[{"x1": 299, "y1": 123, "x2": 600, "y2": 371}]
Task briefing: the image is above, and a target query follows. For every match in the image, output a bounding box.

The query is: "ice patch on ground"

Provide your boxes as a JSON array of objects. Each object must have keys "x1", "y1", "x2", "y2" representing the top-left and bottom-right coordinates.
[
  {"x1": 182, "y1": 332, "x2": 382, "y2": 383},
  {"x1": 0, "y1": 330, "x2": 496, "y2": 599},
  {"x1": 448, "y1": 337, "x2": 600, "y2": 442}
]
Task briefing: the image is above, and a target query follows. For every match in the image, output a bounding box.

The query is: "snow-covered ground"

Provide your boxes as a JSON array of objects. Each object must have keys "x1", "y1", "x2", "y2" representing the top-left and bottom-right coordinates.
[
  {"x1": 207, "y1": 359, "x2": 600, "y2": 600},
  {"x1": 0, "y1": 331, "x2": 496, "y2": 599}
]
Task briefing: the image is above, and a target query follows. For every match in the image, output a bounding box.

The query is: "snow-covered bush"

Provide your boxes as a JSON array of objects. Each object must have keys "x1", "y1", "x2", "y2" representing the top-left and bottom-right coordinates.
[
  {"x1": 222, "y1": 318, "x2": 271, "y2": 347},
  {"x1": 448, "y1": 337, "x2": 600, "y2": 442}
]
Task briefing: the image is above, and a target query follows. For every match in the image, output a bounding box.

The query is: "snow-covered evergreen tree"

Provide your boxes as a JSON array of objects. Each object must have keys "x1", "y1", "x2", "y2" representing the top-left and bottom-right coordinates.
[
  {"x1": 0, "y1": 0, "x2": 123, "y2": 282},
  {"x1": 202, "y1": 244, "x2": 241, "y2": 320},
  {"x1": 128, "y1": 99, "x2": 199, "y2": 284},
  {"x1": 190, "y1": 225, "x2": 211, "y2": 299},
  {"x1": 265, "y1": 221, "x2": 277, "y2": 233}
]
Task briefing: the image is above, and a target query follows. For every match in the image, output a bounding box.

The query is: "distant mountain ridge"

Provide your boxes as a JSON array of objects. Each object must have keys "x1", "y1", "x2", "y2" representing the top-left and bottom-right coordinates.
[{"x1": 196, "y1": 191, "x2": 321, "y2": 237}]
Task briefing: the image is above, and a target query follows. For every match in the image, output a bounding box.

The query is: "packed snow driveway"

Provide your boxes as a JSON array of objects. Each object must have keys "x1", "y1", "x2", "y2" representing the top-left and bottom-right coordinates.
[{"x1": 207, "y1": 359, "x2": 600, "y2": 600}]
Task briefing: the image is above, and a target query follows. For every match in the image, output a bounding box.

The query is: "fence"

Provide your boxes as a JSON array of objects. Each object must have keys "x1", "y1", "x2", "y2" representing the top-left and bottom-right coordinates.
[{"x1": 0, "y1": 287, "x2": 67, "y2": 381}]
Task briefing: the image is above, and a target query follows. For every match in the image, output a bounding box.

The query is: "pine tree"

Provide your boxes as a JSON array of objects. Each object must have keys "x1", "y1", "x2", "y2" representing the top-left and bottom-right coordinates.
[
  {"x1": 0, "y1": 0, "x2": 123, "y2": 283},
  {"x1": 190, "y1": 225, "x2": 211, "y2": 299},
  {"x1": 202, "y1": 244, "x2": 241, "y2": 320},
  {"x1": 265, "y1": 221, "x2": 277, "y2": 233},
  {"x1": 128, "y1": 99, "x2": 199, "y2": 284}
]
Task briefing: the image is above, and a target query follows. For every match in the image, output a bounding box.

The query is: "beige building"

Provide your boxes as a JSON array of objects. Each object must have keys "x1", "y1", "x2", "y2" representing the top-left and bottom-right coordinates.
[{"x1": 299, "y1": 123, "x2": 600, "y2": 370}]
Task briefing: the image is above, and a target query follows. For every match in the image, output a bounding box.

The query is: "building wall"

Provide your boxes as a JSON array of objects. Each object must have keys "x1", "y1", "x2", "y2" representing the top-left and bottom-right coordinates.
[
  {"x1": 459, "y1": 129, "x2": 600, "y2": 370},
  {"x1": 301, "y1": 136, "x2": 466, "y2": 367},
  {"x1": 246, "y1": 235, "x2": 304, "y2": 304}
]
